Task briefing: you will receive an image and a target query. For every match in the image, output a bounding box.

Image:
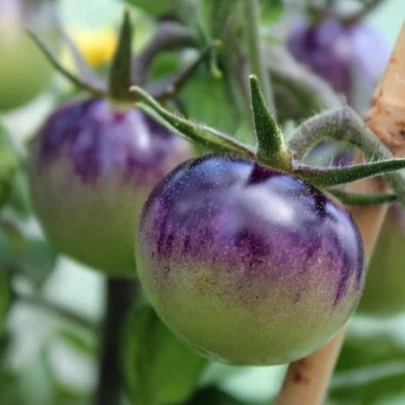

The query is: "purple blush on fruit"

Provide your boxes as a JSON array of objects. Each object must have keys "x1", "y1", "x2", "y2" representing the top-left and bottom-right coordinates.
[
  {"x1": 287, "y1": 17, "x2": 389, "y2": 109},
  {"x1": 29, "y1": 98, "x2": 193, "y2": 276},
  {"x1": 136, "y1": 154, "x2": 364, "y2": 365}
]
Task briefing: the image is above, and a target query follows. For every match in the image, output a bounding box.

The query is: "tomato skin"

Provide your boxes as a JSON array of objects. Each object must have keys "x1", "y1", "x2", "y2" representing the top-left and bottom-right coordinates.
[
  {"x1": 28, "y1": 98, "x2": 193, "y2": 276},
  {"x1": 0, "y1": 0, "x2": 59, "y2": 111},
  {"x1": 136, "y1": 154, "x2": 364, "y2": 365}
]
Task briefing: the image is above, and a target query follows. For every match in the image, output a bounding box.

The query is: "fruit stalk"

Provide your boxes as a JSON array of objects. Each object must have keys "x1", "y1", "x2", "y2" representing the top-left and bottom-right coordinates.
[
  {"x1": 274, "y1": 23, "x2": 405, "y2": 405},
  {"x1": 94, "y1": 278, "x2": 136, "y2": 405}
]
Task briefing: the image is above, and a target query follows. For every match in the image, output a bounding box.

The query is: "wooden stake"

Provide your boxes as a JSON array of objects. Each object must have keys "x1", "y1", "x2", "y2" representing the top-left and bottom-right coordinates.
[{"x1": 275, "y1": 23, "x2": 405, "y2": 405}]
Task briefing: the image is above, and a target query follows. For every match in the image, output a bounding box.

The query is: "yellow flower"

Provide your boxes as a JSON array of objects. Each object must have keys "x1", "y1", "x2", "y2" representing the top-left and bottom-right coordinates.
[
  {"x1": 61, "y1": 26, "x2": 118, "y2": 69},
  {"x1": 74, "y1": 27, "x2": 118, "y2": 66}
]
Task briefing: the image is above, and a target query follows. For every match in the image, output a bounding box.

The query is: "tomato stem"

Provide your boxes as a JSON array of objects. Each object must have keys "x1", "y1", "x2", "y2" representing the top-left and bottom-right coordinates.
[
  {"x1": 131, "y1": 21, "x2": 197, "y2": 87},
  {"x1": 94, "y1": 278, "x2": 136, "y2": 405},
  {"x1": 288, "y1": 106, "x2": 405, "y2": 205},
  {"x1": 327, "y1": 188, "x2": 397, "y2": 206}
]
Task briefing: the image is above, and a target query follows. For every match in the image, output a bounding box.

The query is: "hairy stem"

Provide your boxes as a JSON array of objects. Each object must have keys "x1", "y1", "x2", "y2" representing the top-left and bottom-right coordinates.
[
  {"x1": 93, "y1": 278, "x2": 136, "y2": 405},
  {"x1": 132, "y1": 22, "x2": 197, "y2": 86},
  {"x1": 288, "y1": 106, "x2": 405, "y2": 206}
]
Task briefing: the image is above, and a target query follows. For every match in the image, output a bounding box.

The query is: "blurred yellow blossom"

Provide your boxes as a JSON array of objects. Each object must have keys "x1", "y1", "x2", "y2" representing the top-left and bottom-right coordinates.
[{"x1": 62, "y1": 27, "x2": 117, "y2": 69}]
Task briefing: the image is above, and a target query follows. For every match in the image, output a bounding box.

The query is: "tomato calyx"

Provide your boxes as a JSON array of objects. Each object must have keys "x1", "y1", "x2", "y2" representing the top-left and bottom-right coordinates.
[
  {"x1": 131, "y1": 76, "x2": 405, "y2": 207},
  {"x1": 28, "y1": 10, "x2": 218, "y2": 105}
]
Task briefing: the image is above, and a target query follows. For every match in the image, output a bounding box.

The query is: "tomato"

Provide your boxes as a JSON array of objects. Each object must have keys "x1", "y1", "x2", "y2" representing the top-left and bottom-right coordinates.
[
  {"x1": 0, "y1": 0, "x2": 59, "y2": 111},
  {"x1": 28, "y1": 98, "x2": 193, "y2": 276},
  {"x1": 136, "y1": 154, "x2": 364, "y2": 365}
]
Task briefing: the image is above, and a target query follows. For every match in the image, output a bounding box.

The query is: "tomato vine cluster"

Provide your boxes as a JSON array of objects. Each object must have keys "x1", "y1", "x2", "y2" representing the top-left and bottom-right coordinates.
[{"x1": 27, "y1": 10, "x2": 405, "y2": 366}]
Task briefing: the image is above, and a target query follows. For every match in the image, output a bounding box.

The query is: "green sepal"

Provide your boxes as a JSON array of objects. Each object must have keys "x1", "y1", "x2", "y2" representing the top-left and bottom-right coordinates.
[
  {"x1": 328, "y1": 189, "x2": 397, "y2": 206},
  {"x1": 27, "y1": 30, "x2": 107, "y2": 96},
  {"x1": 108, "y1": 9, "x2": 134, "y2": 100},
  {"x1": 295, "y1": 159, "x2": 405, "y2": 187},
  {"x1": 131, "y1": 86, "x2": 256, "y2": 158},
  {"x1": 249, "y1": 75, "x2": 290, "y2": 169}
]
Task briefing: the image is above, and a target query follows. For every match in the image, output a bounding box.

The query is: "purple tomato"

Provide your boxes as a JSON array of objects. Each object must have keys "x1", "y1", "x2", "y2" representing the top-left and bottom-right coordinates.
[
  {"x1": 28, "y1": 98, "x2": 193, "y2": 276},
  {"x1": 287, "y1": 17, "x2": 389, "y2": 110},
  {"x1": 136, "y1": 154, "x2": 365, "y2": 365}
]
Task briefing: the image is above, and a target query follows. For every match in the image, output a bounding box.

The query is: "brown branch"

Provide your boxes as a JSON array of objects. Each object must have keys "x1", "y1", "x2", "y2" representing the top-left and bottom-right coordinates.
[{"x1": 274, "y1": 23, "x2": 405, "y2": 405}]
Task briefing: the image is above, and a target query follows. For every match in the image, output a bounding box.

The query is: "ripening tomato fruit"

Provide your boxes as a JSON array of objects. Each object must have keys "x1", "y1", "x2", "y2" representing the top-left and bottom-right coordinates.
[
  {"x1": 28, "y1": 98, "x2": 193, "y2": 276},
  {"x1": 136, "y1": 154, "x2": 365, "y2": 365}
]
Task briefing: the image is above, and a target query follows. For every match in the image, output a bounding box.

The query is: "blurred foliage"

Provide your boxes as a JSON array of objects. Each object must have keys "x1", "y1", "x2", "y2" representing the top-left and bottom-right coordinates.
[
  {"x1": 0, "y1": 222, "x2": 58, "y2": 288},
  {"x1": 0, "y1": 122, "x2": 18, "y2": 207},
  {"x1": 118, "y1": 0, "x2": 198, "y2": 22},
  {"x1": 331, "y1": 329, "x2": 405, "y2": 404},
  {"x1": 184, "y1": 387, "x2": 257, "y2": 405},
  {"x1": 123, "y1": 301, "x2": 208, "y2": 405}
]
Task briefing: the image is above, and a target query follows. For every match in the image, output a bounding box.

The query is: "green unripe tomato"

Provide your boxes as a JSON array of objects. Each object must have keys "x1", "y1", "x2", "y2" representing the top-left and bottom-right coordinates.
[
  {"x1": 358, "y1": 205, "x2": 405, "y2": 316},
  {"x1": 0, "y1": 0, "x2": 59, "y2": 111}
]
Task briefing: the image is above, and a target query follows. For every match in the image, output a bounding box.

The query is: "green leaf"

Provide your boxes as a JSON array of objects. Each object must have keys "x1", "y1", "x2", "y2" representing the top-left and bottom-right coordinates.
[
  {"x1": 337, "y1": 331, "x2": 405, "y2": 371},
  {"x1": 6, "y1": 169, "x2": 32, "y2": 217},
  {"x1": 0, "y1": 222, "x2": 58, "y2": 287},
  {"x1": 331, "y1": 330, "x2": 405, "y2": 403},
  {"x1": 295, "y1": 159, "x2": 405, "y2": 187},
  {"x1": 23, "y1": 237, "x2": 58, "y2": 286},
  {"x1": 56, "y1": 328, "x2": 97, "y2": 356},
  {"x1": 179, "y1": 69, "x2": 239, "y2": 136},
  {"x1": 260, "y1": 0, "x2": 284, "y2": 24},
  {"x1": 108, "y1": 9, "x2": 134, "y2": 100},
  {"x1": 123, "y1": 301, "x2": 208, "y2": 405},
  {"x1": 197, "y1": 0, "x2": 252, "y2": 126}
]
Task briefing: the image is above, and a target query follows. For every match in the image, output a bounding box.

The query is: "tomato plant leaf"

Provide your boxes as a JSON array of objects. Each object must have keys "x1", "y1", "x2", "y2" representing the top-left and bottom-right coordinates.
[{"x1": 123, "y1": 301, "x2": 208, "y2": 405}]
